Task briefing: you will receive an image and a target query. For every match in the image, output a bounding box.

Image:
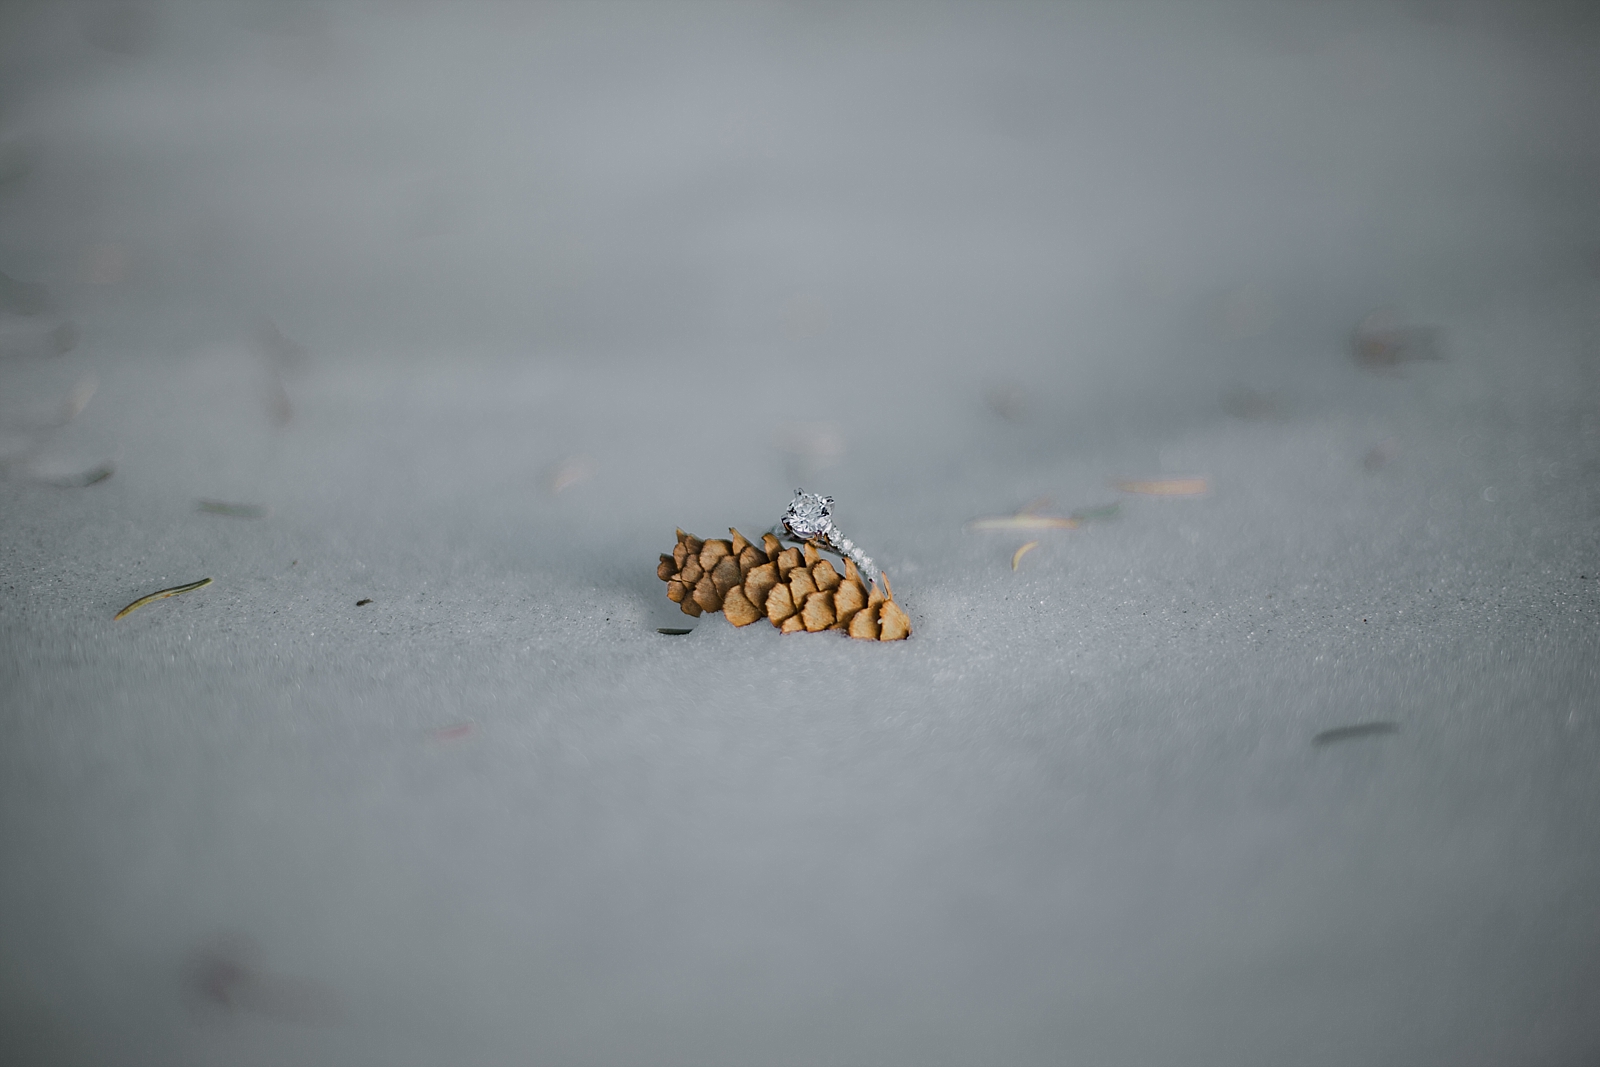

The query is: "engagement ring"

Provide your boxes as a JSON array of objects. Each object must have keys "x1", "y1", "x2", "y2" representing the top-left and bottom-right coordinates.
[{"x1": 775, "y1": 489, "x2": 880, "y2": 585}]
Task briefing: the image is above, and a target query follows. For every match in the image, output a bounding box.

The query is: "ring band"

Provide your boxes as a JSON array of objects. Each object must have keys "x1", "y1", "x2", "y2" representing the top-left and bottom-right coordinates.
[{"x1": 773, "y1": 489, "x2": 881, "y2": 585}]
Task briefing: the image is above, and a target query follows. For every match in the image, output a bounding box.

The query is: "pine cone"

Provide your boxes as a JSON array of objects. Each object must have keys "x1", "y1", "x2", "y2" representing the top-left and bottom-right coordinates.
[{"x1": 657, "y1": 527, "x2": 911, "y2": 641}]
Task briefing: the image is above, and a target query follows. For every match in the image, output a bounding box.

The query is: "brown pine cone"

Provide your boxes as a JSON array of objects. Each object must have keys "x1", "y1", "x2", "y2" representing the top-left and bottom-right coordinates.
[{"x1": 657, "y1": 527, "x2": 911, "y2": 640}]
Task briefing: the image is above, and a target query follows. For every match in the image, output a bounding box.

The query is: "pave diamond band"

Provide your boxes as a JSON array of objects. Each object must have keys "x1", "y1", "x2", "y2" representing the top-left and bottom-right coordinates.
[{"x1": 774, "y1": 489, "x2": 880, "y2": 585}]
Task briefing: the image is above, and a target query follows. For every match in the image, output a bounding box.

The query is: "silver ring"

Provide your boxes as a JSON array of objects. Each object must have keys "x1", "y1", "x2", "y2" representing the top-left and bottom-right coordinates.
[{"x1": 773, "y1": 489, "x2": 880, "y2": 585}]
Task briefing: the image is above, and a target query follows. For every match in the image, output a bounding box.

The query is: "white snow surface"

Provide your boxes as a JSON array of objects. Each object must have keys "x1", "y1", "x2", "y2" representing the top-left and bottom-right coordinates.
[{"x1": 2, "y1": 4, "x2": 1599, "y2": 1065}]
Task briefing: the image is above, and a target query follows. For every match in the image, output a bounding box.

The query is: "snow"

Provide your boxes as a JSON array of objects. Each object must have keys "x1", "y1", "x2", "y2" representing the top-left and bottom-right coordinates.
[{"x1": 2, "y1": 3, "x2": 1598, "y2": 1064}]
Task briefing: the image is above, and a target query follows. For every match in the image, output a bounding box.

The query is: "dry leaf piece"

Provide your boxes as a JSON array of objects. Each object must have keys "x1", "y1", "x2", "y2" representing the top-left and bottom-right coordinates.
[{"x1": 722, "y1": 585, "x2": 762, "y2": 627}]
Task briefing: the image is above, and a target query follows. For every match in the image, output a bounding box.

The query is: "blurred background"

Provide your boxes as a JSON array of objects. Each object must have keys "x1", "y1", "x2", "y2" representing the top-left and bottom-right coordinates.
[{"x1": 2, "y1": 3, "x2": 1598, "y2": 1064}]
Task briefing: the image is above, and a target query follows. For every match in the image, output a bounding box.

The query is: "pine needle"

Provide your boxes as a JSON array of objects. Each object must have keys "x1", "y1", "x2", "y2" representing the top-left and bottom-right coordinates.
[
  {"x1": 1113, "y1": 478, "x2": 1208, "y2": 496},
  {"x1": 967, "y1": 514, "x2": 1079, "y2": 531},
  {"x1": 1011, "y1": 541, "x2": 1040, "y2": 570},
  {"x1": 114, "y1": 577, "x2": 212, "y2": 620}
]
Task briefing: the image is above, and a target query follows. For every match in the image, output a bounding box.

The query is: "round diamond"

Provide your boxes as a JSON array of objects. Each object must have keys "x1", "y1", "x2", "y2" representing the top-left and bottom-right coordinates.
[{"x1": 784, "y1": 490, "x2": 831, "y2": 540}]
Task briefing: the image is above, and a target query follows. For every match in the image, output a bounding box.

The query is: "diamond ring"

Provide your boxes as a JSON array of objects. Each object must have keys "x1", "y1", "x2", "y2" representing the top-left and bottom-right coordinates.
[{"x1": 774, "y1": 489, "x2": 880, "y2": 585}]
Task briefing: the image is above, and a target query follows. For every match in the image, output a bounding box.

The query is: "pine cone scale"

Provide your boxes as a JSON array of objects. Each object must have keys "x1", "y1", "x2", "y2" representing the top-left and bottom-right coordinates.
[
  {"x1": 692, "y1": 574, "x2": 723, "y2": 613},
  {"x1": 802, "y1": 591, "x2": 835, "y2": 631},
  {"x1": 766, "y1": 583, "x2": 795, "y2": 624}
]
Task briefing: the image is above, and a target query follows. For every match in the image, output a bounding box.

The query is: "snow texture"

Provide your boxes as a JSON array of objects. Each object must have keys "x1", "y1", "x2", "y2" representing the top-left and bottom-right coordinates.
[{"x1": 2, "y1": 3, "x2": 1599, "y2": 1064}]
